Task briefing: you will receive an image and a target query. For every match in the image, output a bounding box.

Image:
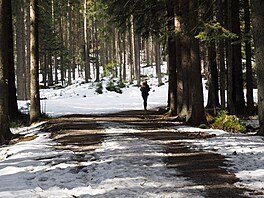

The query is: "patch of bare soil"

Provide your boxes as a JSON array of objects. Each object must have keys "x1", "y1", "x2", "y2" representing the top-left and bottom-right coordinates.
[
  {"x1": 9, "y1": 135, "x2": 38, "y2": 145},
  {"x1": 44, "y1": 109, "x2": 251, "y2": 198}
]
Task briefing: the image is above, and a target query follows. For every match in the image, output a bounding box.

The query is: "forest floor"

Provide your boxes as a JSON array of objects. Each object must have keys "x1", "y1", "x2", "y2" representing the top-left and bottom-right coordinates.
[{"x1": 44, "y1": 109, "x2": 253, "y2": 198}]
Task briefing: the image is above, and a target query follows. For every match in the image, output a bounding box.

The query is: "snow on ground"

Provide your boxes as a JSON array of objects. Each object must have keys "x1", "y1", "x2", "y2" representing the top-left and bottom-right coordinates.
[
  {"x1": 1, "y1": 72, "x2": 264, "y2": 197},
  {"x1": 176, "y1": 126, "x2": 264, "y2": 197},
  {"x1": 0, "y1": 121, "x2": 205, "y2": 197},
  {"x1": 19, "y1": 77, "x2": 168, "y2": 117}
]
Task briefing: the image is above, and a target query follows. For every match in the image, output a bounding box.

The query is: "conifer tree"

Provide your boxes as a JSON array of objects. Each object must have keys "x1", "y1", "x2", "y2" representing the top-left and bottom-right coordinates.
[
  {"x1": 251, "y1": 0, "x2": 264, "y2": 135},
  {"x1": 0, "y1": 0, "x2": 13, "y2": 144},
  {"x1": 29, "y1": 0, "x2": 41, "y2": 124}
]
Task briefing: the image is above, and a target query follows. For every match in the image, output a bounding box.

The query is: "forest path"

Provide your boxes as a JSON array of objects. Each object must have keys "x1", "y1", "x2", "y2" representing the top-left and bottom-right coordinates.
[{"x1": 45, "y1": 109, "x2": 249, "y2": 198}]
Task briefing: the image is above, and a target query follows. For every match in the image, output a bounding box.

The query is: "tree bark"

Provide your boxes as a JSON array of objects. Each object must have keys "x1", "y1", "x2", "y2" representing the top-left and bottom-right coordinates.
[
  {"x1": 83, "y1": 0, "x2": 91, "y2": 82},
  {"x1": 201, "y1": 0, "x2": 220, "y2": 111},
  {"x1": 54, "y1": 54, "x2": 58, "y2": 84},
  {"x1": 227, "y1": 0, "x2": 245, "y2": 115},
  {"x1": 233, "y1": 0, "x2": 245, "y2": 115},
  {"x1": 155, "y1": 41, "x2": 163, "y2": 86},
  {"x1": 251, "y1": 0, "x2": 264, "y2": 135},
  {"x1": 226, "y1": 0, "x2": 235, "y2": 114},
  {"x1": 16, "y1": 0, "x2": 28, "y2": 100},
  {"x1": 187, "y1": 0, "x2": 207, "y2": 125},
  {"x1": 206, "y1": 41, "x2": 220, "y2": 110},
  {"x1": 216, "y1": 0, "x2": 226, "y2": 109},
  {"x1": 67, "y1": 2, "x2": 72, "y2": 85},
  {"x1": 29, "y1": 0, "x2": 41, "y2": 124},
  {"x1": 244, "y1": 0, "x2": 254, "y2": 115},
  {"x1": 174, "y1": 0, "x2": 183, "y2": 115},
  {"x1": 118, "y1": 31, "x2": 123, "y2": 82},
  {"x1": 178, "y1": 0, "x2": 190, "y2": 119},
  {"x1": 0, "y1": 0, "x2": 13, "y2": 144},
  {"x1": 6, "y1": 0, "x2": 19, "y2": 119},
  {"x1": 146, "y1": 38, "x2": 151, "y2": 66},
  {"x1": 94, "y1": 1, "x2": 100, "y2": 82},
  {"x1": 166, "y1": 0, "x2": 177, "y2": 115},
  {"x1": 122, "y1": 31, "x2": 127, "y2": 81},
  {"x1": 112, "y1": 28, "x2": 118, "y2": 78},
  {"x1": 134, "y1": 34, "x2": 141, "y2": 86},
  {"x1": 25, "y1": 3, "x2": 31, "y2": 96},
  {"x1": 128, "y1": 18, "x2": 135, "y2": 83},
  {"x1": 43, "y1": 53, "x2": 47, "y2": 87},
  {"x1": 47, "y1": 53, "x2": 53, "y2": 86}
]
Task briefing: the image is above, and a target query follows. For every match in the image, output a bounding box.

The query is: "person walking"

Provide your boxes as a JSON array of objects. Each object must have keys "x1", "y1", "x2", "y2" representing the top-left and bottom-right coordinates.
[{"x1": 140, "y1": 81, "x2": 150, "y2": 110}]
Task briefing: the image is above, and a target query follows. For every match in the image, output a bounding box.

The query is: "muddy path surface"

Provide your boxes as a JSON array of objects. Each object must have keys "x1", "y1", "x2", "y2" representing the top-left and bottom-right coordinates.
[{"x1": 44, "y1": 110, "x2": 250, "y2": 198}]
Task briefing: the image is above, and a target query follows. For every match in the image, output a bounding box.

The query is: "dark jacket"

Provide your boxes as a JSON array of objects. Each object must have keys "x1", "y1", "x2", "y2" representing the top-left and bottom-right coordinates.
[{"x1": 140, "y1": 84, "x2": 150, "y2": 98}]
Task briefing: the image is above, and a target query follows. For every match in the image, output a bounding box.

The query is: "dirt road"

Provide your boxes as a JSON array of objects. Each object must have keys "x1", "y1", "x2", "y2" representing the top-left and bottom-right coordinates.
[{"x1": 45, "y1": 110, "x2": 249, "y2": 197}]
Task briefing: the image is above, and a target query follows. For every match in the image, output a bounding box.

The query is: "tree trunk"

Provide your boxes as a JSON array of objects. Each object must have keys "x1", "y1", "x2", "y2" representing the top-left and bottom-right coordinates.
[
  {"x1": 233, "y1": 0, "x2": 245, "y2": 115},
  {"x1": 218, "y1": 40, "x2": 226, "y2": 109},
  {"x1": 71, "y1": 4, "x2": 76, "y2": 81},
  {"x1": 29, "y1": 0, "x2": 41, "y2": 124},
  {"x1": 6, "y1": 0, "x2": 19, "y2": 119},
  {"x1": 227, "y1": 0, "x2": 235, "y2": 114},
  {"x1": 0, "y1": 0, "x2": 13, "y2": 144},
  {"x1": 146, "y1": 38, "x2": 150, "y2": 66},
  {"x1": 122, "y1": 31, "x2": 127, "y2": 81},
  {"x1": 201, "y1": 0, "x2": 220, "y2": 111},
  {"x1": 134, "y1": 34, "x2": 141, "y2": 86},
  {"x1": 83, "y1": 0, "x2": 91, "y2": 82},
  {"x1": 101, "y1": 38, "x2": 107, "y2": 77},
  {"x1": 206, "y1": 41, "x2": 220, "y2": 110},
  {"x1": 67, "y1": 2, "x2": 72, "y2": 85},
  {"x1": 43, "y1": 53, "x2": 47, "y2": 87},
  {"x1": 25, "y1": 3, "x2": 31, "y2": 97},
  {"x1": 59, "y1": 15, "x2": 65, "y2": 86},
  {"x1": 94, "y1": 2, "x2": 100, "y2": 82},
  {"x1": 16, "y1": 0, "x2": 27, "y2": 100},
  {"x1": 227, "y1": 0, "x2": 245, "y2": 115},
  {"x1": 155, "y1": 41, "x2": 162, "y2": 86},
  {"x1": 128, "y1": 19, "x2": 134, "y2": 83},
  {"x1": 166, "y1": 0, "x2": 177, "y2": 115},
  {"x1": 54, "y1": 54, "x2": 58, "y2": 84},
  {"x1": 113, "y1": 28, "x2": 118, "y2": 78},
  {"x1": 174, "y1": 0, "x2": 182, "y2": 114},
  {"x1": 216, "y1": 0, "x2": 226, "y2": 109},
  {"x1": 187, "y1": 0, "x2": 207, "y2": 125},
  {"x1": 244, "y1": 0, "x2": 254, "y2": 115},
  {"x1": 178, "y1": 0, "x2": 190, "y2": 119},
  {"x1": 251, "y1": 0, "x2": 264, "y2": 135},
  {"x1": 118, "y1": 31, "x2": 123, "y2": 82},
  {"x1": 47, "y1": 53, "x2": 53, "y2": 86}
]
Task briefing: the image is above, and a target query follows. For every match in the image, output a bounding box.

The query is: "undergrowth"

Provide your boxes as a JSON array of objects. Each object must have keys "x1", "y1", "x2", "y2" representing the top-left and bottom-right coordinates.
[
  {"x1": 10, "y1": 113, "x2": 29, "y2": 128},
  {"x1": 211, "y1": 110, "x2": 246, "y2": 133},
  {"x1": 106, "y1": 80, "x2": 123, "y2": 94},
  {"x1": 95, "y1": 82, "x2": 103, "y2": 94}
]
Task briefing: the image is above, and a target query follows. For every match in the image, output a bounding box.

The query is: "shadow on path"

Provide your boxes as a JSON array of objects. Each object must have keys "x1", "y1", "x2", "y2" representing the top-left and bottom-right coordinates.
[{"x1": 44, "y1": 109, "x2": 250, "y2": 197}]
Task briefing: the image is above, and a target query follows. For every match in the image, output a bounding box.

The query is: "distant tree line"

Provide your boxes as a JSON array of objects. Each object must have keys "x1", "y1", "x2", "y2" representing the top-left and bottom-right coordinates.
[{"x1": 1, "y1": 0, "x2": 264, "y2": 144}]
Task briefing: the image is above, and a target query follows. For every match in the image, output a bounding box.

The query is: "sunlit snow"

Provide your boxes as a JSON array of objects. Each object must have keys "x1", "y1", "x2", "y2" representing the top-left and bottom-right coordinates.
[{"x1": 0, "y1": 65, "x2": 263, "y2": 197}]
